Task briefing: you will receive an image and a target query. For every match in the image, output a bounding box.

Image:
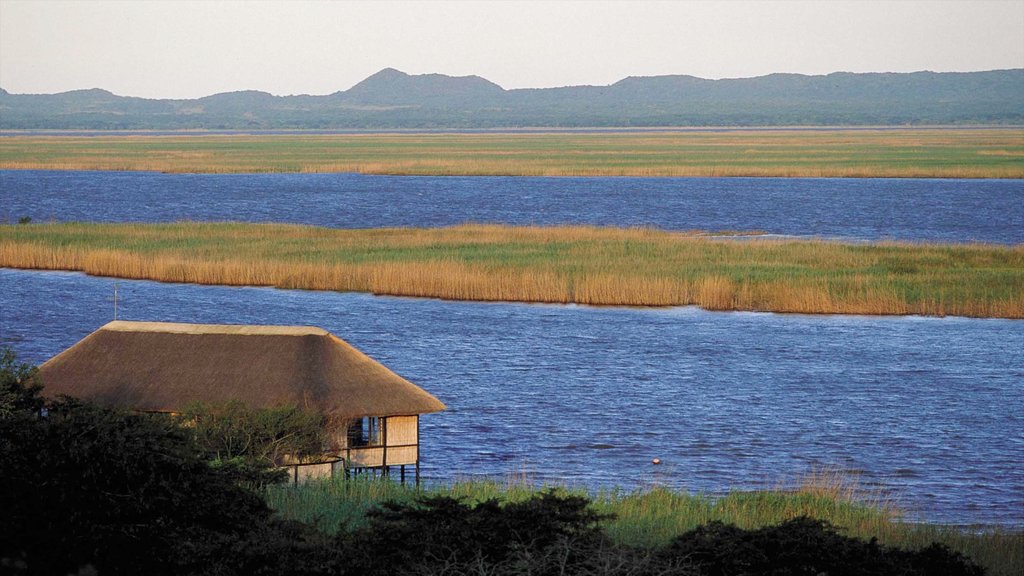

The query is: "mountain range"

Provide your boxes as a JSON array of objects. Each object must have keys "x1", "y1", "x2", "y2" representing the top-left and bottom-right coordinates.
[{"x1": 1, "y1": 68, "x2": 1022, "y2": 129}]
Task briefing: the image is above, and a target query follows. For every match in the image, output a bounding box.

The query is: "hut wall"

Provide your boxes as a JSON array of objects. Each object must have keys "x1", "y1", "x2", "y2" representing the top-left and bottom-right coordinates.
[
  {"x1": 384, "y1": 415, "x2": 418, "y2": 465},
  {"x1": 384, "y1": 446, "x2": 417, "y2": 465},
  {"x1": 347, "y1": 446, "x2": 418, "y2": 467},
  {"x1": 348, "y1": 446, "x2": 384, "y2": 467},
  {"x1": 346, "y1": 415, "x2": 419, "y2": 467},
  {"x1": 387, "y1": 415, "x2": 418, "y2": 446},
  {"x1": 280, "y1": 458, "x2": 345, "y2": 485}
]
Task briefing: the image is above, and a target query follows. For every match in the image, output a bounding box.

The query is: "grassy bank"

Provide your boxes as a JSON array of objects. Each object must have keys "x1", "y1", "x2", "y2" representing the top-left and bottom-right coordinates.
[
  {"x1": 266, "y1": 475, "x2": 1023, "y2": 576},
  {"x1": 2, "y1": 222, "x2": 1022, "y2": 318},
  {"x1": 1, "y1": 129, "x2": 1022, "y2": 177}
]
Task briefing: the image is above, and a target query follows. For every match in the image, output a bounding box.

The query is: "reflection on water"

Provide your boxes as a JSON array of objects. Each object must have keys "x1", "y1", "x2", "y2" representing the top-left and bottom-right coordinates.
[{"x1": 2, "y1": 268, "x2": 1021, "y2": 527}]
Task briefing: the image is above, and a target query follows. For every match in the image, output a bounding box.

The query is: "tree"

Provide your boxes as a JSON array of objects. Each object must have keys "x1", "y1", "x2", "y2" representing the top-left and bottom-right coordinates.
[
  {"x1": 181, "y1": 400, "x2": 327, "y2": 487},
  {"x1": 182, "y1": 400, "x2": 326, "y2": 466}
]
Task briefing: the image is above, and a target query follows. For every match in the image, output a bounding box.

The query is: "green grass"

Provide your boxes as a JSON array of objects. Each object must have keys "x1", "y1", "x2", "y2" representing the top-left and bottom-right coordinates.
[
  {"x1": 265, "y1": 476, "x2": 1024, "y2": 576},
  {"x1": 2, "y1": 222, "x2": 1022, "y2": 317},
  {"x1": 1, "y1": 129, "x2": 1022, "y2": 177}
]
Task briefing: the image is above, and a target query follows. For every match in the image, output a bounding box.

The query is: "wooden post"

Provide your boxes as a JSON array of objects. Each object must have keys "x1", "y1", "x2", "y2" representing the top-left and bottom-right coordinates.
[{"x1": 381, "y1": 416, "x2": 388, "y2": 477}]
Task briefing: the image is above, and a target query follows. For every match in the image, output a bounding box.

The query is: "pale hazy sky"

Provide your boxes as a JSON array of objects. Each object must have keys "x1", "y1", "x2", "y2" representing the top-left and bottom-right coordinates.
[{"x1": 1, "y1": 0, "x2": 1022, "y2": 99}]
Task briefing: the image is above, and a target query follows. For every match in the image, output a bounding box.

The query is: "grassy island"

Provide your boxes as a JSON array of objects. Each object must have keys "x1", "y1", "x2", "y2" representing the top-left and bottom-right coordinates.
[
  {"x1": 2, "y1": 222, "x2": 1021, "y2": 318},
  {"x1": 1, "y1": 128, "x2": 1022, "y2": 178}
]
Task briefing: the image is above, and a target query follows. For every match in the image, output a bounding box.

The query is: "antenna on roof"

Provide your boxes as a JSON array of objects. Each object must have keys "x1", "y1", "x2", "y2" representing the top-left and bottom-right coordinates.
[{"x1": 110, "y1": 282, "x2": 119, "y2": 320}]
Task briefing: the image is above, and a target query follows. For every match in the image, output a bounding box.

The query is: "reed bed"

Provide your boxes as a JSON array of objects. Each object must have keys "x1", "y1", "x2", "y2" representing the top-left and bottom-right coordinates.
[
  {"x1": 2, "y1": 222, "x2": 1022, "y2": 318},
  {"x1": 1, "y1": 129, "x2": 1022, "y2": 178},
  {"x1": 264, "y1": 474, "x2": 1023, "y2": 576}
]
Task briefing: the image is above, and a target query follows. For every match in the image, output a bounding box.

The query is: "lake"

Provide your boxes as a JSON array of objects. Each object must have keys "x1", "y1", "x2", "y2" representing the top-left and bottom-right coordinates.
[
  {"x1": 1, "y1": 170, "x2": 1021, "y2": 527},
  {"x1": 2, "y1": 268, "x2": 1021, "y2": 528},
  {"x1": 2, "y1": 170, "x2": 1022, "y2": 243}
]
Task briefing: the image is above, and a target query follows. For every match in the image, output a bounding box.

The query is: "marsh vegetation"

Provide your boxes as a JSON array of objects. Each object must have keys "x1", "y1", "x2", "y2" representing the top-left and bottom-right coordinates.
[
  {"x1": 1, "y1": 129, "x2": 1022, "y2": 177},
  {"x1": 2, "y1": 222, "x2": 1021, "y2": 318}
]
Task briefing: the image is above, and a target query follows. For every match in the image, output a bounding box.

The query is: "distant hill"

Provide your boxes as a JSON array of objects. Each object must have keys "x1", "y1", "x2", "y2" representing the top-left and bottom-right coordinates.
[
  {"x1": 1, "y1": 68, "x2": 1022, "y2": 129},
  {"x1": 344, "y1": 68, "x2": 504, "y2": 106}
]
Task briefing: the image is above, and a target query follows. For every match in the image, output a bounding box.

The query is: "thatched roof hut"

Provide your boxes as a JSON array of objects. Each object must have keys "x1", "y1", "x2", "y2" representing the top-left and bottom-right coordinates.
[{"x1": 39, "y1": 320, "x2": 446, "y2": 419}]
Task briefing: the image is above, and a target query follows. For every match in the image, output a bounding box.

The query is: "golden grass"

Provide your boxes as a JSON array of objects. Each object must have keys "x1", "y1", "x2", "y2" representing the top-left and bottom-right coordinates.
[
  {"x1": 2, "y1": 222, "x2": 1022, "y2": 318},
  {"x1": 1, "y1": 129, "x2": 1022, "y2": 178}
]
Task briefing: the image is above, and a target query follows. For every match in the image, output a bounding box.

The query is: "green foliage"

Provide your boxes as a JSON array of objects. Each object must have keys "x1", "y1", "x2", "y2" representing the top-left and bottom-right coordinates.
[
  {"x1": 665, "y1": 517, "x2": 985, "y2": 576},
  {"x1": 0, "y1": 347, "x2": 42, "y2": 418},
  {"x1": 270, "y1": 477, "x2": 1022, "y2": 576},
  {"x1": 0, "y1": 350, "x2": 329, "y2": 575},
  {"x1": 331, "y1": 493, "x2": 985, "y2": 576},
  {"x1": 336, "y1": 491, "x2": 614, "y2": 574},
  {"x1": 182, "y1": 400, "x2": 326, "y2": 464}
]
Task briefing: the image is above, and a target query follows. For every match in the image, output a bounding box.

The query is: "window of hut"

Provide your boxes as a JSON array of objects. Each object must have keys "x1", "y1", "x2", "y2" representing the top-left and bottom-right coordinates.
[{"x1": 347, "y1": 416, "x2": 382, "y2": 447}]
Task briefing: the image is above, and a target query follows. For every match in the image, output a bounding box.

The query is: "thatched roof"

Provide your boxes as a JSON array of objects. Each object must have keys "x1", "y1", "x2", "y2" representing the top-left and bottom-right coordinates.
[{"x1": 39, "y1": 321, "x2": 446, "y2": 419}]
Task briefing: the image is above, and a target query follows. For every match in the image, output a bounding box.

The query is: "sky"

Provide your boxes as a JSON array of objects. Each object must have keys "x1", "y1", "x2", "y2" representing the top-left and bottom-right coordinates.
[{"x1": 1, "y1": 0, "x2": 1022, "y2": 99}]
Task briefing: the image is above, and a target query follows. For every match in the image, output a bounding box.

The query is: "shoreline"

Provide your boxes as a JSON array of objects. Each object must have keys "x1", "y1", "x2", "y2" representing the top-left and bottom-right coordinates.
[{"x1": 3, "y1": 165, "x2": 1022, "y2": 179}]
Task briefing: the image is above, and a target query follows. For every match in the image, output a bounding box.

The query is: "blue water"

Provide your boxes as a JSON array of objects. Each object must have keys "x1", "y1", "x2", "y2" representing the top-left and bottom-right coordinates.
[
  {"x1": 2, "y1": 170, "x2": 1022, "y2": 243},
  {"x1": 2, "y1": 268, "x2": 1022, "y2": 527},
  {"x1": 2, "y1": 170, "x2": 1022, "y2": 526}
]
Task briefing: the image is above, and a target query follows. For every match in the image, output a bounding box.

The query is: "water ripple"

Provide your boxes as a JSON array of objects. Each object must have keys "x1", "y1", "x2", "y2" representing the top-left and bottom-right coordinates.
[{"x1": 2, "y1": 171, "x2": 1022, "y2": 243}]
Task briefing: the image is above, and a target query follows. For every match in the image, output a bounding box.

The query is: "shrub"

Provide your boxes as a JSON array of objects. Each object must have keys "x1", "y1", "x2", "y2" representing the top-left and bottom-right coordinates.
[
  {"x1": 182, "y1": 400, "x2": 327, "y2": 486},
  {"x1": 0, "y1": 349, "x2": 333, "y2": 575},
  {"x1": 0, "y1": 347, "x2": 42, "y2": 417},
  {"x1": 338, "y1": 491, "x2": 612, "y2": 574},
  {"x1": 664, "y1": 517, "x2": 986, "y2": 576}
]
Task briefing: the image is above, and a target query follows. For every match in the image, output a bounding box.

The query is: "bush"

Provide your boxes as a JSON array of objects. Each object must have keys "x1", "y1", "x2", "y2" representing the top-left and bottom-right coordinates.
[
  {"x1": 0, "y1": 347, "x2": 42, "y2": 417},
  {"x1": 337, "y1": 491, "x2": 613, "y2": 574},
  {"x1": 335, "y1": 498, "x2": 987, "y2": 575},
  {"x1": 0, "y1": 349, "x2": 333, "y2": 575},
  {"x1": 183, "y1": 400, "x2": 326, "y2": 465},
  {"x1": 664, "y1": 517, "x2": 986, "y2": 576},
  {"x1": 182, "y1": 400, "x2": 327, "y2": 487}
]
